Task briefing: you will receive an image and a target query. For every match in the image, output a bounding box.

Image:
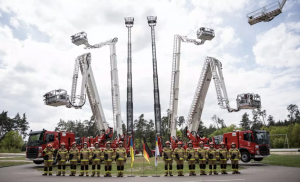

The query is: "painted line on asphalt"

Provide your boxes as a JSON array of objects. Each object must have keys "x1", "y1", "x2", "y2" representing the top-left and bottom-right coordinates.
[{"x1": 185, "y1": 179, "x2": 245, "y2": 182}]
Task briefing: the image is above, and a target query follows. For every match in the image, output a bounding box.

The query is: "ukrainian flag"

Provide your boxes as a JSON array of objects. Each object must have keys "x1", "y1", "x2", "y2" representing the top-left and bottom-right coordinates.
[
  {"x1": 130, "y1": 137, "x2": 134, "y2": 167},
  {"x1": 155, "y1": 137, "x2": 159, "y2": 167}
]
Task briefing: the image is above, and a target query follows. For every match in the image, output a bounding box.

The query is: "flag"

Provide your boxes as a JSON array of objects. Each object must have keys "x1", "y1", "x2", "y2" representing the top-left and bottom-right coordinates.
[
  {"x1": 155, "y1": 136, "x2": 160, "y2": 167},
  {"x1": 130, "y1": 137, "x2": 134, "y2": 167},
  {"x1": 143, "y1": 137, "x2": 153, "y2": 163}
]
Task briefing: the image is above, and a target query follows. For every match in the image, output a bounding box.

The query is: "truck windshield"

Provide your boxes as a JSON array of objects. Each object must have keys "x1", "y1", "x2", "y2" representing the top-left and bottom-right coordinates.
[
  {"x1": 254, "y1": 131, "x2": 270, "y2": 145},
  {"x1": 27, "y1": 132, "x2": 45, "y2": 147}
]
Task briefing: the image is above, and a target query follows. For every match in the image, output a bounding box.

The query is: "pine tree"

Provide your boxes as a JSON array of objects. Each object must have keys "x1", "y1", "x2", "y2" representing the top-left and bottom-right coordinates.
[
  {"x1": 240, "y1": 113, "x2": 251, "y2": 130},
  {"x1": 20, "y1": 113, "x2": 30, "y2": 139},
  {"x1": 267, "y1": 115, "x2": 275, "y2": 126}
]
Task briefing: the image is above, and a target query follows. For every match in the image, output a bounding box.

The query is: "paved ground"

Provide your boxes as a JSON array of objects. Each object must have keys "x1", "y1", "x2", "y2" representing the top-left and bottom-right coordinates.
[{"x1": 0, "y1": 162, "x2": 299, "y2": 182}]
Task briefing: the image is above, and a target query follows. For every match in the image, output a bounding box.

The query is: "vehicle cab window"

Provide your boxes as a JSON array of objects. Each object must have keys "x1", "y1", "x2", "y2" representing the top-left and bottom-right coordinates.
[
  {"x1": 243, "y1": 132, "x2": 252, "y2": 142},
  {"x1": 45, "y1": 133, "x2": 55, "y2": 143}
]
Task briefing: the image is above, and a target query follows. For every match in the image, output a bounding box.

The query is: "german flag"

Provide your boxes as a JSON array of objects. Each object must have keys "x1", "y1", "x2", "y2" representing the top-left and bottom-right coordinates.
[{"x1": 143, "y1": 137, "x2": 153, "y2": 163}]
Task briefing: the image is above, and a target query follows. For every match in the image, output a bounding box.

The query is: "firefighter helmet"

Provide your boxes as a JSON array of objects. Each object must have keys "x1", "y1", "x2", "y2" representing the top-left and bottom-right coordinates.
[
  {"x1": 72, "y1": 142, "x2": 76, "y2": 145},
  {"x1": 47, "y1": 144, "x2": 52, "y2": 147},
  {"x1": 220, "y1": 142, "x2": 225, "y2": 145},
  {"x1": 95, "y1": 142, "x2": 99, "y2": 145},
  {"x1": 165, "y1": 141, "x2": 170, "y2": 144},
  {"x1": 209, "y1": 142, "x2": 214, "y2": 145},
  {"x1": 61, "y1": 142, "x2": 65, "y2": 146},
  {"x1": 106, "y1": 141, "x2": 111, "y2": 145},
  {"x1": 118, "y1": 141, "x2": 123, "y2": 144},
  {"x1": 83, "y1": 142, "x2": 88, "y2": 145},
  {"x1": 231, "y1": 142, "x2": 236, "y2": 146},
  {"x1": 177, "y1": 141, "x2": 183, "y2": 145},
  {"x1": 199, "y1": 141, "x2": 204, "y2": 145}
]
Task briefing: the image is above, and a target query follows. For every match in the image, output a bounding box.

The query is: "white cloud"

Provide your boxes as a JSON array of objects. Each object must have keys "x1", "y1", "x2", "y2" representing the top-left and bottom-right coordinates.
[
  {"x1": 9, "y1": 17, "x2": 20, "y2": 28},
  {"x1": 0, "y1": 0, "x2": 299, "y2": 137},
  {"x1": 253, "y1": 22, "x2": 300, "y2": 68}
]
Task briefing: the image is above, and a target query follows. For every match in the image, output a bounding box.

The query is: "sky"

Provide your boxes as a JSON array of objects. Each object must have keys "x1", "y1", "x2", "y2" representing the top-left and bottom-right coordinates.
[{"x1": 0, "y1": 0, "x2": 300, "y2": 135}]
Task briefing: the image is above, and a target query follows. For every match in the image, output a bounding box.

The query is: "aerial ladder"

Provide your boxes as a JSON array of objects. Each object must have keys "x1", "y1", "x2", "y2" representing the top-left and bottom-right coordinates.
[
  {"x1": 247, "y1": 0, "x2": 287, "y2": 25},
  {"x1": 168, "y1": 27, "x2": 215, "y2": 148},
  {"x1": 43, "y1": 32, "x2": 123, "y2": 146},
  {"x1": 186, "y1": 56, "x2": 261, "y2": 147}
]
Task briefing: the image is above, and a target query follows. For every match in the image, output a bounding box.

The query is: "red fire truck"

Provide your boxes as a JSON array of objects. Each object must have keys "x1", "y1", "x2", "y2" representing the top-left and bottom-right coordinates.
[
  {"x1": 211, "y1": 129, "x2": 271, "y2": 162},
  {"x1": 26, "y1": 129, "x2": 136, "y2": 165}
]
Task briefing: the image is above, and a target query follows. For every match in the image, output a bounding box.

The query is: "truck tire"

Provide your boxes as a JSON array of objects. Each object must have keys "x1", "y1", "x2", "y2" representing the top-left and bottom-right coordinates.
[
  {"x1": 241, "y1": 151, "x2": 250, "y2": 163},
  {"x1": 33, "y1": 161, "x2": 43, "y2": 165},
  {"x1": 254, "y1": 158, "x2": 263, "y2": 162}
]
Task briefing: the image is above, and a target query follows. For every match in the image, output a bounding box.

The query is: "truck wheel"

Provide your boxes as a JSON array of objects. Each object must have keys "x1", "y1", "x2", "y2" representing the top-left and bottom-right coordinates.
[
  {"x1": 241, "y1": 151, "x2": 250, "y2": 163},
  {"x1": 33, "y1": 161, "x2": 43, "y2": 165},
  {"x1": 254, "y1": 158, "x2": 263, "y2": 162}
]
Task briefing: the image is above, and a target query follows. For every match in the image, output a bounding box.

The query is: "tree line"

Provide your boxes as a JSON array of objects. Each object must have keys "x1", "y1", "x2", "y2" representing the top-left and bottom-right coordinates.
[{"x1": 0, "y1": 111, "x2": 30, "y2": 152}]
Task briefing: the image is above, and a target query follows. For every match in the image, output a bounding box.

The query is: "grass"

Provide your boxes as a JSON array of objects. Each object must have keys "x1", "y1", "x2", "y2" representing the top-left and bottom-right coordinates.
[
  {"x1": 0, "y1": 156, "x2": 26, "y2": 160},
  {"x1": 35, "y1": 156, "x2": 242, "y2": 176},
  {"x1": 260, "y1": 154, "x2": 300, "y2": 167},
  {"x1": 0, "y1": 162, "x2": 31, "y2": 168},
  {"x1": 0, "y1": 148, "x2": 23, "y2": 153}
]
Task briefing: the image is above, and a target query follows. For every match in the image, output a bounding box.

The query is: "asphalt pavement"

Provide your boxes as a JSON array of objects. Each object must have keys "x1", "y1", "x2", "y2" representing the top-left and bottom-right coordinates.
[{"x1": 0, "y1": 162, "x2": 299, "y2": 182}]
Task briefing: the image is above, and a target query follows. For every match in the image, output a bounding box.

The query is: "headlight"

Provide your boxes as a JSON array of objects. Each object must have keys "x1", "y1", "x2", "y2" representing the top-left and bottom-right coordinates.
[
  {"x1": 255, "y1": 145, "x2": 259, "y2": 148},
  {"x1": 256, "y1": 151, "x2": 260, "y2": 154}
]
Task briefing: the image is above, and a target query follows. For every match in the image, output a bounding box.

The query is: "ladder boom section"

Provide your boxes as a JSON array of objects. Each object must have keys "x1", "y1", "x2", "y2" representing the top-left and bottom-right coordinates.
[
  {"x1": 84, "y1": 38, "x2": 118, "y2": 49},
  {"x1": 168, "y1": 35, "x2": 206, "y2": 138},
  {"x1": 110, "y1": 44, "x2": 123, "y2": 136}
]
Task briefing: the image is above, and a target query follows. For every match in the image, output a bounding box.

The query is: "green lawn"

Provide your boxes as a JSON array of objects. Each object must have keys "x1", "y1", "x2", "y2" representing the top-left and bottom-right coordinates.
[
  {"x1": 0, "y1": 156, "x2": 26, "y2": 160},
  {"x1": 35, "y1": 156, "x2": 241, "y2": 176},
  {"x1": 0, "y1": 162, "x2": 31, "y2": 168},
  {"x1": 260, "y1": 154, "x2": 300, "y2": 167}
]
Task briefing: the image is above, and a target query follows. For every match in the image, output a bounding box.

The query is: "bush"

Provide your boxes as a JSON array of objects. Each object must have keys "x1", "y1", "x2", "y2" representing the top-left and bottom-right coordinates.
[
  {"x1": 0, "y1": 147, "x2": 22, "y2": 153},
  {"x1": 0, "y1": 131, "x2": 23, "y2": 150},
  {"x1": 272, "y1": 137, "x2": 285, "y2": 148}
]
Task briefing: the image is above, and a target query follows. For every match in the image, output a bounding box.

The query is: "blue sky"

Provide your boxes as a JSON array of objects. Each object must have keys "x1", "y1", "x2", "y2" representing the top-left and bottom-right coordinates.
[{"x1": 0, "y1": 0, "x2": 299, "y2": 135}]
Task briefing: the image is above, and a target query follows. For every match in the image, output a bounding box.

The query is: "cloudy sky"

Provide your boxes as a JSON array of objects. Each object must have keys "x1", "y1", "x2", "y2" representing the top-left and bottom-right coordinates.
[{"x1": 0, "y1": 0, "x2": 300, "y2": 134}]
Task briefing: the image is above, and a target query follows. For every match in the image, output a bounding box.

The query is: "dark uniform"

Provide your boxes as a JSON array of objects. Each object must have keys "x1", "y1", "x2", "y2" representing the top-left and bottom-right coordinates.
[
  {"x1": 197, "y1": 142, "x2": 208, "y2": 175},
  {"x1": 219, "y1": 142, "x2": 228, "y2": 174},
  {"x1": 162, "y1": 141, "x2": 173, "y2": 176},
  {"x1": 42, "y1": 144, "x2": 55, "y2": 176},
  {"x1": 56, "y1": 143, "x2": 69, "y2": 176},
  {"x1": 173, "y1": 141, "x2": 185, "y2": 176},
  {"x1": 91, "y1": 142, "x2": 103, "y2": 177},
  {"x1": 207, "y1": 142, "x2": 219, "y2": 175},
  {"x1": 229, "y1": 142, "x2": 241, "y2": 174},
  {"x1": 186, "y1": 142, "x2": 197, "y2": 176},
  {"x1": 79, "y1": 142, "x2": 92, "y2": 176},
  {"x1": 115, "y1": 141, "x2": 127, "y2": 177},
  {"x1": 103, "y1": 142, "x2": 115, "y2": 177},
  {"x1": 69, "y1": 142, "x2": 80, "y2": 176}
]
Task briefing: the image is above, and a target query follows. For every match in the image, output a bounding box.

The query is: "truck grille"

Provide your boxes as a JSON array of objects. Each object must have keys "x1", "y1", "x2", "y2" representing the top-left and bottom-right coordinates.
[
  {"x1": 27, "y1": 147, "x2": 38, "y2": 158},
  {"x1": 259, "y1": 146, "x2": 269, "y2": 155}
]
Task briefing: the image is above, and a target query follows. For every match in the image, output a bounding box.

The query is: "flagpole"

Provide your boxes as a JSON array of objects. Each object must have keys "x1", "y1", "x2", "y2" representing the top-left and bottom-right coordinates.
[{"x1": 141, "y1": 133, "x2": 148, "y2": 177}]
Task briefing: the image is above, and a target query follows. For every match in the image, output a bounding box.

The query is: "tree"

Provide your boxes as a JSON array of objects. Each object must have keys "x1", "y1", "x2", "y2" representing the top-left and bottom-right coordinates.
[
  {"x1": 240, "y1": 113, "x2": 251, "y2": 130},
  {"x1": 287, "y1": 104, "x2": 299, "y2": 124},
  {"x1": 178, "y1": 116, "x2": 185, "y2": 128},
  {"x1": 0, "y1": 130, "x2": 23, "y2": 150},
  {"x1": 19, "y1": 113, "x2": 30, "y2": 139},
  {"x1": 267, "y1": 115, "x2": 275, "y2": 127},
  {"x1": 211, "y1": 115, "x2": 226, "y2": 129}
]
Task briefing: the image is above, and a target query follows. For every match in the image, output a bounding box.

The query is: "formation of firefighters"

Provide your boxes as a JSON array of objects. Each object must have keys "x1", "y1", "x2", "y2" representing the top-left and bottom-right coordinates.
[{"x1": 42, "y1": 140, "x2": 241, "y2": 177}]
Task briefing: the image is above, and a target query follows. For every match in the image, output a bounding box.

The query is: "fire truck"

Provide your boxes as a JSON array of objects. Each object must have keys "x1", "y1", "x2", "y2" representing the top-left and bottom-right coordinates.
[{"x1": 212, "y1": 129, "x2": 271, "y2": 162}]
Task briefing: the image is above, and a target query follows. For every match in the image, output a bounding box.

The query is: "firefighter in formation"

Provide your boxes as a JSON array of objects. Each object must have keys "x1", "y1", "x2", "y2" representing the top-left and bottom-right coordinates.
[
  {"x1": 197, "y1": 141, "x2": 208, "y2": 175},
  {"x1": 103, "y1": 141, "x2": 114, "y2": 177},
  {"x1": 79, "y1": 142, "x2": 92, "y2": 176},
  {"x1": 115, "y1": 141, "x2": 127, "y2": 177},
  {"x1": 91, "y1": 142, "x2": 102, "y2": 177},
  {"x1": 229, "y1": 142, "x2": 241, "y2": 174},
  {"x1": 219, "y1": 142, "x2": 228, "y2": 174},
  {"x1": 56, "y1": 142, "x2": 68, "y2": 176},
  {"x1": 173, "y1": 141, "x2": 185, "y2": 176},
  {"x1": 162, "y1": 141, "x2": 173, "y2": 176},
  {"x1": 186, "y1": 141, "x2": 197, "y2": 176},
  {"x1": 69, "y1": 142, "x2": 80, "y2": 176},
  {"x1": 42, "y1": 144, "x2": 55, "y2": 176},
  {"x1": 207, "y1": 142, "x2": 219, "y2": 175}
]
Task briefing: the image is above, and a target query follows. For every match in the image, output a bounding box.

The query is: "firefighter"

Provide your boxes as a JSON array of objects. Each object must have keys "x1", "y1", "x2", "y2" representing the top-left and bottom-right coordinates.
[
  {"x1": 207, "y1": 142, "x2": 219, "y2": 175},
  {"x1": 162, "y1": 141, "x2": 173, "y2": 176},
  {"x1": 197, "y1": 141, "x2": 208, "y2": 175},
  {"x1": 79, "y1": 142, "x2": 92, "y2": 176},
  {"x1": 56, "y1": 142, "x2": 69, "y2": 176},
  {"x1": 219, "y1": 142, "x2": 228, "y2": 174},
  {"x1": 69, "y1": 141, "x2": 80, "y2": 176},
  {"x1": 173, "y1": 141, "x2": 185, "y2": 176},
  {"x1": 91, "y1": 142, "x2": 103, "y2": 177},
  {"x1": 186, "y1": 141, "x2": 197, "y2": 176},
  {"x1": 229, "y1": 142, "x2": 241, "y2": 174},
  {"x1": 115, "y1": 141, "x2": 127, "y2": 177},
  {"x1": 42, "y1": 143, "x2": 55, "y2": 176},
  {"x1": 103, "y1": 141, "x2": 115, "y2": 177}
]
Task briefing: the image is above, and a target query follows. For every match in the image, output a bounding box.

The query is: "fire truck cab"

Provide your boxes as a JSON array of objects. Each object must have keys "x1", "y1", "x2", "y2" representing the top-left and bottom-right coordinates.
[{"x1": 213, "y1": 129, "x2": 270, "y2": 162}]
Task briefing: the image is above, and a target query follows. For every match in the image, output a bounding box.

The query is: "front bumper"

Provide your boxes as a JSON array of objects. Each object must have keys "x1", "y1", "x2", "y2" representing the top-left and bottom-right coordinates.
[
  {"x1": 33, "y1": 158, "x2": 44, "y2": 162},
  {"x1": 254, "y1": 155, "x2": 270, "y2": 158}
]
